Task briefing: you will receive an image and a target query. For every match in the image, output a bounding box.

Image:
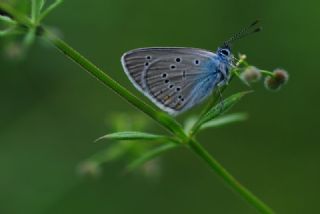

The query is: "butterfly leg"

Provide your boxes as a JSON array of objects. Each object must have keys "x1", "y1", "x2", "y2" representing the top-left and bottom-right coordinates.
[{"x1": 217, "y1": 86, "x2": 225, "y2": 114}]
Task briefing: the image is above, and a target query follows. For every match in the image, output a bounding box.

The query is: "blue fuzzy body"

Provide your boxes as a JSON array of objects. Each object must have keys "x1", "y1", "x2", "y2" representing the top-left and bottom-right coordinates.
[{"x1": 186, "y1": 53, "x2": 232, "y2": 110}]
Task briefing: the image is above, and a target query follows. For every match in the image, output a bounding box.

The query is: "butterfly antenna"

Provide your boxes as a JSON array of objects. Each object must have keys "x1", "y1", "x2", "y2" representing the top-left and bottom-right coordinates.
[{"x1": 223, "y1": 20, "x2": 262, "y2": 48}]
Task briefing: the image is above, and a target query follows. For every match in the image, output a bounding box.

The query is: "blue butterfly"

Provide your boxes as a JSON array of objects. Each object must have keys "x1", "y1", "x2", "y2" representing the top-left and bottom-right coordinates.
[{"x1": 121, "y1": 21, "x2": 261, "y2": 115}]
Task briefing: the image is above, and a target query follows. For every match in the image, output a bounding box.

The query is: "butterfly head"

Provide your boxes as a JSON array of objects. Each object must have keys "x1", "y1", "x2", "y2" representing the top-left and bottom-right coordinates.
[{"x1": 217, "y1": 45, "x2": 233, "y2": 64}]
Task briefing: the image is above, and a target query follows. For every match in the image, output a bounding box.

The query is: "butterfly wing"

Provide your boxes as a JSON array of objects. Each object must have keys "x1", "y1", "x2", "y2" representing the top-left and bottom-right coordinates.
[{"x1": 121, "y1": 48, "x2": 221, "y2": 115}]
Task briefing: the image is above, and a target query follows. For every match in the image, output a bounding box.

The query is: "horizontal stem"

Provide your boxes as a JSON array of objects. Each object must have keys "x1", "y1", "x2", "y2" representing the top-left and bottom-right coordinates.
[
  {"x1": 188, "y1": 139, "x2": 275, "y2": 214},
  {"x1": 260, "y1": 70, "x2": 275, "y2": 77}
]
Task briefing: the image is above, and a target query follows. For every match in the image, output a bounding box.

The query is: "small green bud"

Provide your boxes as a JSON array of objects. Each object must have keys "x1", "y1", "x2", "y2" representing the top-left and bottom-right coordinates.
[{"x1": 236, "y1": 53, "x2": 247, "y2": 66}]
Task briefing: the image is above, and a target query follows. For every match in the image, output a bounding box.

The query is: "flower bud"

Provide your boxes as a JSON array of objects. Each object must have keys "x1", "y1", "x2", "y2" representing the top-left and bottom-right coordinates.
[
  {"x1": 236, "y1": 53, "x2": 247, "y2": 66},
  {"x1": 3, "y1": 42, "x2": 24, "y2": 60},
  {"x1": 77, "y1": 161, "x2": 101, "y2": 178},
  {"x1": 264, "y1": 68, "x2": 289, "y2": 91},
  {"x1": 140, "y1": 159, "x2": 162, "y2": 179},
  {"x1": 240, "y1": 66, "x2": 262, "y2": 83}
]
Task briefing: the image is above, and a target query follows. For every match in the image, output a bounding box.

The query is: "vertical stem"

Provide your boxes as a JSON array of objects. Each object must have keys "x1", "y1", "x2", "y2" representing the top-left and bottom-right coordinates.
[
  {"x1": 31, "y1": 0, "x2": 37, "y2": 22},
  {"x1": 188, "y1": 139, "x2": 275, "y2": 214}
]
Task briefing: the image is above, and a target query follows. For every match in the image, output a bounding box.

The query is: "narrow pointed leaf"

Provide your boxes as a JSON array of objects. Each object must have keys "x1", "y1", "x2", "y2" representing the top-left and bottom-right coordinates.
[
  {"x1": 200, "y1": 113, "x2": 248, "y2": 131},
  {"x1": 87, "y1": 142, "x2": 131, "y2": 164},
  {"x1": 31, "y1": 0, "x2": 43, "y2": 22},
  {"x1": 191, "y1": 91, "x2": 252, "y2": 134},
  {"x1": 0, "y1": 26, "x2": 15, "y2": 36},
  {"x1": 95, "y1": 131, "x2": 173, "y2": 142},
  {"x1": 39, "y1": 0, "x2": 46, "y2": 10},
  {"x1": 39, "y1": 0, "x2": 63, "y2": 21},
  {"x1": 0, "y1": 14, "x2": 16, "y2": 25},
  {"x1": 126, "y1": 142, "x2": 179, "y2": 172},
  {"x1": 78, "y1": 141, "x2": 134, "y2": 177}
]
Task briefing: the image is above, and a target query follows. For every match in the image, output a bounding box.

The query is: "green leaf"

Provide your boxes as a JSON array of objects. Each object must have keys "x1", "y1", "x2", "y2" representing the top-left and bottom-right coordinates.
[
  {"x1": 126, "y1": 142, "x2": 179, "y2": 172},
  {"x1": 191, "y1": 91, "x2": 252, "y2": 134},
  {"x1": 39, "y1": 0, "x2": 46, "y2": 10},
  {"x1": 31, "y1": 0, "x2": 43, "y2": 23},
  {"x1": 39, "y1": 0, "x2": 63, "y2": 21},
  {"x1": 78, "y1": 142, "x2": 131, "y2": 178},
  {"x1": 0, "y1": 26, "x2": 16, "y2": 36},
  {"x1": 0, "y1": 14, "x2": 17, "y2": 37},
  {"x1": 200, "y1": 113, "x2": 248, "y2": 131},
  {"x1": 88, "y1": 142, "x2": 132, "y2": 165},
  {"x1": 95, "y1": 131, "x2": 174, "y2": 142},
  {"x1": 0, "y1": 14, "x2": 16, "y2": 25}
]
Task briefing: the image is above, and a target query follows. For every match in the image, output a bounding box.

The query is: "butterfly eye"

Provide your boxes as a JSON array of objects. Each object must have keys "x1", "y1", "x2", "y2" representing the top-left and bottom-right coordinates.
[{"x1": 220, "y1": 49, "x2": 230, "y2": 56}]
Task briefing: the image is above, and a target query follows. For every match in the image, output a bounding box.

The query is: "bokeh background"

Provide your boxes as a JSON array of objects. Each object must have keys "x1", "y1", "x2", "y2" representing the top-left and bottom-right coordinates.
[{"x1": 1, "y1": 0, "x2": 319, "y2": 213}]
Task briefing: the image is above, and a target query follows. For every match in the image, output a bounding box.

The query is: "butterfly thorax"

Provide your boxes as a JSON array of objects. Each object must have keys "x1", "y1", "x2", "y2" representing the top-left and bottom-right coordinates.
[{"x1": 214, "y1": 47, "x2": 233, "y2": 86}]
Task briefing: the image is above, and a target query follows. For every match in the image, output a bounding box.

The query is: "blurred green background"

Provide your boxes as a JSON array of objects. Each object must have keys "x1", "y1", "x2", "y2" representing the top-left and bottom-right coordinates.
[{"x1": 1, "y1": 0, "x2": 319, "y2": 213}]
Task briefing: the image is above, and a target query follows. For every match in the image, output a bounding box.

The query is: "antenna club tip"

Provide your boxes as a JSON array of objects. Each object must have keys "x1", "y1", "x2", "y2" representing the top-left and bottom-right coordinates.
[
  {"x1": 254, "y1": 27, "x2": 263, "y2": 32},
  {"x1": 250, "y1": 19, "x2": 260, "y2": 26}
]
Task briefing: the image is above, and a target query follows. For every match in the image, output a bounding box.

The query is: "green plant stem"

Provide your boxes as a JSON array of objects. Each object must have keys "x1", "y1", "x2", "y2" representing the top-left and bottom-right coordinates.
[
  {"x1": 0, "y1": 3, "x2": 276, "y2": 213},
  {"x1": 260, "y1": 70, "x2": 275, "y2": 77},
  {"x1": 188, "y1": 139, "x2": 275, "y2": 214},
  {"x1": 31, "y1": 0, "x2": 38, "y2": 23},
  {"x1": 39, "y1": 0, "x2": 64, "y2": 21}
]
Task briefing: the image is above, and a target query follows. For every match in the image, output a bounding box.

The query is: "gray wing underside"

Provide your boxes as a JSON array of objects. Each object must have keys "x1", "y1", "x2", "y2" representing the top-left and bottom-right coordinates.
[{"x1": 121, "y1": 47, "x2": 219, "y2": 115}]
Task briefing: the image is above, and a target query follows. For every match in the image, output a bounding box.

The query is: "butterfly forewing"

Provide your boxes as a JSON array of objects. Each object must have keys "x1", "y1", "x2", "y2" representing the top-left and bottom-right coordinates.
[{"x1": 121, "y1": 48, "x2": 219, "y2": 115}]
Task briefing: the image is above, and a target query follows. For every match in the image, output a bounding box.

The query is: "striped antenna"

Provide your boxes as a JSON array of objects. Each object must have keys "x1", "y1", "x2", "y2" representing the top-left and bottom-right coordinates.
[{"x1": 222, "y1": 20, "x2": 262, "y2": 48}]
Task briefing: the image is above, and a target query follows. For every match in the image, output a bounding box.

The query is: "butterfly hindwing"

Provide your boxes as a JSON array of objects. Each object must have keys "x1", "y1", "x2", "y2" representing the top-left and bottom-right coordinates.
[{"x1": 121, "y1": 48, "x2": 220, "y2": 115}]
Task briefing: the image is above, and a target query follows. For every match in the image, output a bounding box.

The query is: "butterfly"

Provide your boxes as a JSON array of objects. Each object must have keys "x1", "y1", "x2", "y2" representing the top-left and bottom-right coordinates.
[{"x1": 121, "y1": 21, "x2": 261, "y2": 116}]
